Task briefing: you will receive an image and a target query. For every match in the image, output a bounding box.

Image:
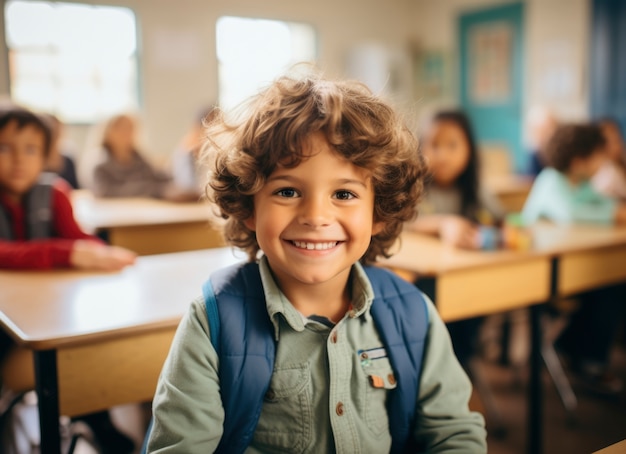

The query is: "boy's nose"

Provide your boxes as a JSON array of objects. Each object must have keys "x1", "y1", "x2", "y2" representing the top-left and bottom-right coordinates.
[{"x1": 298, "y1": 197, "x2": 332, "y2": 227}]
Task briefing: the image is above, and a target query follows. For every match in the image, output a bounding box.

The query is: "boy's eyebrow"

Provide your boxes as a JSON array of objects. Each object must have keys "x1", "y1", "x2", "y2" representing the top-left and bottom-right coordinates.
[{"x1": 267, "y1": 174, "x2": 369, "y2": 188}]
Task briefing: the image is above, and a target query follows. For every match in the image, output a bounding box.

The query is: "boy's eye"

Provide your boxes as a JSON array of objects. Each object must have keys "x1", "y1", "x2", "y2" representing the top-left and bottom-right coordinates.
[
  {"x1": 0, "y1": 143, "x2": 10, "y2": 153},
  {"x1": 275, "y1": 188, "x2": 299, "y2": 198},
  {"x1": 334, "y1": 190, "x2": 356, "y2": 200}
]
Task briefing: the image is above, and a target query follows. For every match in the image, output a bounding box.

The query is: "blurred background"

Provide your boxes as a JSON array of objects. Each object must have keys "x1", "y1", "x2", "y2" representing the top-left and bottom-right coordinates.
[
  {"x1": 0, "y1": 0, "x2": 621, "y2": 176},
  {"x1": 1, "y1": 1, "x2": 625, "y2": 452}
]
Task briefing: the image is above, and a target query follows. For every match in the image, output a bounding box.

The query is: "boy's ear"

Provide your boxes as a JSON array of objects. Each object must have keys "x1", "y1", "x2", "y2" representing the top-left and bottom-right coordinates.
[
  {"x1": 372, "y1": 221, "x2": 385, "y2": 236},
  {"x1": 244, "y1": 215, "x2": 256, "y2": 232}
]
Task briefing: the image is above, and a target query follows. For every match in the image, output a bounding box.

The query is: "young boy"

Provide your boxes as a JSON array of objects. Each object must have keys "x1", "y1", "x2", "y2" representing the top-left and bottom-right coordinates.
[
  {"x1": 0, "y1": 104, "x2": 137, "y2": 269},
  {"x1": 0, "y1": 104, "x2": 137, "y2": 453},
  {"x1": 147, "y1": 74, "x2": 487, "y2": 452},
  {"x1": 522, "y1": 123, "x2": 626, "y2": 225},
  {"x1": 522, "y1": 123, "x2": 626, "y2": 393}
]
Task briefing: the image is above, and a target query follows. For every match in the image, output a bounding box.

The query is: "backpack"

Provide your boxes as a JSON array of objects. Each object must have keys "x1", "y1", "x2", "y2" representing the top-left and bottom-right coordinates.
[
  {"x1": 0, "y1": 173, "x2": 56, "y2": 240},
  {"x1": 144, "y1": 262, "x2": 429, "y2": 454}
]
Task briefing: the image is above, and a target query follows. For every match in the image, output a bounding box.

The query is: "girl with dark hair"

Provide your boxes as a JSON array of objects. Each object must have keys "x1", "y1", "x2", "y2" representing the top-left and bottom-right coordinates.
[
  {"x1": 407, "y1": 109, "x2": 504, "y2": 249},
  {"x1": 407, "y1": 109, "x2": 504, "y2": 367}
]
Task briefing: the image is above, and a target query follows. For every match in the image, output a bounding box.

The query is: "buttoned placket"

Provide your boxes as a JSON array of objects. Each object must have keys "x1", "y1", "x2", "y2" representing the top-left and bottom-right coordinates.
[{"x1": 327, "y1": 322, "x2": 359, "y2": 453}]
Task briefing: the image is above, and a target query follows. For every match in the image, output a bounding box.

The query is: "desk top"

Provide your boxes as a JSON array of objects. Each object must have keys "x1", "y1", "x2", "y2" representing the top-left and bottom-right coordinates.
[
  {"x1": 0, "y1": 248, "x2": 245, "y2": 350},
  {"x1": 4, "y1": 224, "x2": 625, "y2": 350},
  {"x1": 529, "y1": 222, "x2": 626, "y2": 254},
  {"x1": 483, "y1": 174, "x2": 533, "y2": 196},
  {"x1": 593, "y1": 439, "x2": 626, "y2": 454},
  {"x1": 383, "y1": 223, "x2": 626, "y2": 276},
  {"x1": 71, "y1": 190, "x2": 217, "y2": 232}
]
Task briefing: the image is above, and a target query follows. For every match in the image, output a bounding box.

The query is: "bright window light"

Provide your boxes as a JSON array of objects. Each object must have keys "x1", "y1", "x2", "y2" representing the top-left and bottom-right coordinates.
[
  {"x1": 4, "y1": 0, "x2": 139, "y2": 123},
  {"x1": 216, "y1": 16, "x2": 317, "y2": 112}
]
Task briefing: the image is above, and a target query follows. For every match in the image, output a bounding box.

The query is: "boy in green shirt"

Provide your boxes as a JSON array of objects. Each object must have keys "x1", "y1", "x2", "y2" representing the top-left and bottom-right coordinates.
[{"x1": 147, "y1": 73, "x2": 487, "y2": 452}]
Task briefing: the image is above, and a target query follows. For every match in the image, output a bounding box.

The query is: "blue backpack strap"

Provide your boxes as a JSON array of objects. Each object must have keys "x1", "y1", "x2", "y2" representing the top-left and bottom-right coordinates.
[
  {"x1": 202, "y1": 278, "x2": 221, "y2": 352},
  {"x1": 0, "y1": 204, "x2": 11, "y2": 240},
  {"x1": 0, "y1": 174, "x2": 54, "y2": 241},
  {"x1": 208, "y1": 263, "x2": 276, "y2": 454},
  {"x1": 142, "y1": 263, "x2": 274, "y2": 454},
  {"x1": 26, "y1": 173, "x2": 55, "y2": 240},
  {"x1": 364, "y1": 266, "x2": 429, "y2": 454}
]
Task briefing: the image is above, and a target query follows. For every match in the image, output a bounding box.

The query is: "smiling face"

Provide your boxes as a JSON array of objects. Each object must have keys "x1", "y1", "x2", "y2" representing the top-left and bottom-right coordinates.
[
  {"x1": 0, "y1": 121, "x2": 46, "y2": 202},
  {"x1": 244, "y1": 132, "x2": 383, "y2": 299},
  {"x1": 422, "y1": 120, "x2": 471, "y2": 187}
]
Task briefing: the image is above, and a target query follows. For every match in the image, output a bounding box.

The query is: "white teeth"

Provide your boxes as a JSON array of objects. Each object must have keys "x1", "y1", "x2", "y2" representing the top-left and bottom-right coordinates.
[{"x1": 292, "y1": 241, "x2": 338, "y2": 250}]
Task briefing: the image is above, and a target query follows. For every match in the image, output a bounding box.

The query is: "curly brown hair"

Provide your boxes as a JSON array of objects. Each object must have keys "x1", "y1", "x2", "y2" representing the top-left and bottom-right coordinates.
[
  {"x1": 202, "y1": 73, "x2": 427, "y2": 264},
  {"x1": 545, "y1": 123, "x2": 606, "y2": 172}
]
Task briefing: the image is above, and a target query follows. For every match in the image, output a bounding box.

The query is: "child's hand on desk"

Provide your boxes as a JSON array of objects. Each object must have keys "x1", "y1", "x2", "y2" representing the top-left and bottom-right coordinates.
[
  {"x1": 70, "y1": 240, "x2": 137, "y2": 271},
  {"x1": 439, "y1": 215, "x2": 481, "y2": 249}
]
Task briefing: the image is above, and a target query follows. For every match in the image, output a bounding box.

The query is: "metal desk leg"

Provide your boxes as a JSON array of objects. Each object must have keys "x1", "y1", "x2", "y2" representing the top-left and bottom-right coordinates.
[
  {"x1": 34, "y1": 349, "x2": 62, "y2": 454},
  {"x1": 528, "y1": 303, "x2": 543, "y2": 454}
]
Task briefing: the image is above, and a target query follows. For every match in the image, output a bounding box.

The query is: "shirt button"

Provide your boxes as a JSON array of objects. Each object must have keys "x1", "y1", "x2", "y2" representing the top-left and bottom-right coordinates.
[
  {"x1": 330, "y1": 332, "x2": 338, "y2": 343},
  {"x1": 336, "y1": 402, "x2": 344, "y2": 416}
]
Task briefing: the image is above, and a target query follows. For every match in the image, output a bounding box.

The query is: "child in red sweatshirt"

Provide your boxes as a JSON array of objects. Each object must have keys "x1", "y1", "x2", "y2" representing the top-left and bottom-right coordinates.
[
  {"x1": 0, "y1": 104, "x2": 136, "y2": 269},
  {"x1": 0, "y1": 104, "x2": 137, "y2": 452}
]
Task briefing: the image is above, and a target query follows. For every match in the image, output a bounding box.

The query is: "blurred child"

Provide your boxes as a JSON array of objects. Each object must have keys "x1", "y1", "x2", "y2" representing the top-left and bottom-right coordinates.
[
  {"x1": 43, "y1": 113, "x2": 80, "y2": 189},
  {"x1": 406, "y1": 109, "x2": 505, "y2": 367},
  {"x1": 522, "y1": 123, "x2": 626, "y2": 225},
  {"x1": 0, "y1": 104, "x2": 137, "y2": 452},
  {"x1": 170, "y1": 105, "x2": 217, "y2": 200},
  {"x1": 146, "y1": 74, "x2": 487, "y2": 452},
  {"x1": 592, "y1": 117, "x2": 626, "y2": 200},
  {"x1": 91, "y1": 114, "x2": 172, "y2": 198},
  {"x1": 408, "y1": 110, "x2": 505, "y2": 248},
  {"x1": 523, "y1": 123, "x2": 626, "y2": 393},
  {"x1": 0, "y1": 106, "x2": 136, "y2": 269}
]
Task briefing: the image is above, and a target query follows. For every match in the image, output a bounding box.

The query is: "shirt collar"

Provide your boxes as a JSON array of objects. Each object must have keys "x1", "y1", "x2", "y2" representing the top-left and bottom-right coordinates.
[{"x1": 258, "y1": 256, "x2": 375, "y2": 341}]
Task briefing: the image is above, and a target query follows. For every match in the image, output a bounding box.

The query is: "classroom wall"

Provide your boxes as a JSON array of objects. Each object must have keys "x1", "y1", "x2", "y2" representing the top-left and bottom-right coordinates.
[
  {"x1": 0, "y1": 0, "x2": 415, "y2": 162},
  {"x1": 408, "y1": 0, "x2": 591, "y2": 125},
  {"x1": 0, "y1": 0, "x2": 594, "y2": 165}
]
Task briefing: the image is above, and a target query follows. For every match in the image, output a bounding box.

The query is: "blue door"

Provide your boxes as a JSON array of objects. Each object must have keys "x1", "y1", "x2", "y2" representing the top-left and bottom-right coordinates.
[{"x1": 459, "y1": 3, "x2": 525, "y2": 172}]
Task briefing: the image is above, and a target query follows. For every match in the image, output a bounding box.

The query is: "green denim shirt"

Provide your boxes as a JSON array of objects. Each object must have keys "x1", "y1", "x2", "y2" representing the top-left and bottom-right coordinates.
[{"x1": 148, "y1": 257, "x2": 487, "y2": 453}]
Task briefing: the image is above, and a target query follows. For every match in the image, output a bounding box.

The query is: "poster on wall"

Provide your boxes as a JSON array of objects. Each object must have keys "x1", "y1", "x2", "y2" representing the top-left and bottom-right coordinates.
[
  {"x1": 469, "y1": 21, "x2": 512, "y2": 104},
  {"x1": 414, "y1": 50, "x2": 454, "y2": 102}
]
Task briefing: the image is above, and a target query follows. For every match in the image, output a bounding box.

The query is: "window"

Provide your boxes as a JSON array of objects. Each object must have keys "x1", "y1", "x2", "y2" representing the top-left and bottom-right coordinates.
[
  {"x1": 216, "y1": 16, "x2": 317, "y2": 112},
  {"x1": 4, "y1": 0, "x2": 139, "y2": 123}
]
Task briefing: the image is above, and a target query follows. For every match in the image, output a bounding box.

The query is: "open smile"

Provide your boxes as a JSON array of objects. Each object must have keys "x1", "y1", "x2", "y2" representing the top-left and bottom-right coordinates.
[{"x1": 290, "y1": 240, "x2": 339, "y2": 251}]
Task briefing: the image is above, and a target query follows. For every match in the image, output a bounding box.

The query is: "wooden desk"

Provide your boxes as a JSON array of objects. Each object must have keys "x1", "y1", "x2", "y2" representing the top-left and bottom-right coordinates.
[
  {"x1": 384, "y1": 233, "x2": 551, "y2": 321},
  {"x1": 594, "y1": 438, "x2": 626, "y2": 454},
  {"x1": 529, "y1": 223, "x2": 626, "y2": 296},
  {"x1": 0, "y1": 248, "x2": 245, "y2": 454},
  {"x1": 71, "y1": 190, "x2": 224, "y2": 255},
  {"x1": 383, "y1": 224, "x2": 626, "y2": 454},
  {"x1": 484, "y1": 174, "x2": 533, "y2": 213}
]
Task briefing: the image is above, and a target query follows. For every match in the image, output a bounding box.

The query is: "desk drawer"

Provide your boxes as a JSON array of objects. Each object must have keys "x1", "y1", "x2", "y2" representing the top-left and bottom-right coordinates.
[
  {"x1": 57, "y1": 328, "x2": 176, "y2": 417},
  {"x1": 107, "y1": 222, "x2": 224, "y2": 255},
  {"x1": 558, "y1": 245, "x2": 626, "y2": 296},
  {"x1": 436, "y1": 258, "x2": 550, "y2": 322}
]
